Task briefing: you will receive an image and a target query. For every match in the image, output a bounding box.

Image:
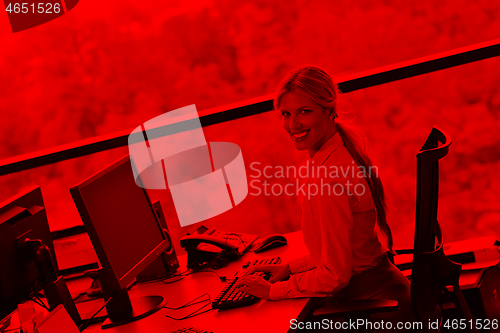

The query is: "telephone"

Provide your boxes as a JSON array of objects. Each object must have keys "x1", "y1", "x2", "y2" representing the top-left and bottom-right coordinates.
[
  {"x1": 180, "y1": 234, "x2": 240, "y2": 252},
  {"x1": 180, "y1": 225, "x2": 258, "y2": 269}
]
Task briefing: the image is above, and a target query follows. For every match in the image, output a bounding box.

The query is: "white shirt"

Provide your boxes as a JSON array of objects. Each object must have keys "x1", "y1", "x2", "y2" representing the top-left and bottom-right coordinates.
[{"x1": 269, "y1": 133, "x2": 387, "y2": 300}]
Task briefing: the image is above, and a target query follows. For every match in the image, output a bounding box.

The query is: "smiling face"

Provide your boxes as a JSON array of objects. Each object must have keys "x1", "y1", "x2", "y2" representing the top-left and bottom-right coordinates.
[{"x1": 279, "y1": 91, "x2": 336, "y2": 158}]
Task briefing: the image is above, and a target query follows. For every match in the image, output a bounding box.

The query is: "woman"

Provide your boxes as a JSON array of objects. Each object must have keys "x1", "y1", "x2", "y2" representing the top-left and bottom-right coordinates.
[{"x1": 237, "y1": 66, "x2": 413, "y2": 322}]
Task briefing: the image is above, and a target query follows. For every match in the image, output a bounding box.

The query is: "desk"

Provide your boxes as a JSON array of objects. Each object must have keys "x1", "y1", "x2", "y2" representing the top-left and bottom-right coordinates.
[
  {"x1": 77, "y1": 231, "x2": 310, "y2": 333},
  {"x1": 6, "y1": 231, "x2": 498, "y2": 332}
]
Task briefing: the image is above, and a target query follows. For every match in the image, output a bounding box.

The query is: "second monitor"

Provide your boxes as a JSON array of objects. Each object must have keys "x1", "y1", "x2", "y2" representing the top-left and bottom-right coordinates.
[{"x1": 70, "y1": 155, "x2": 173, "y2": 329}]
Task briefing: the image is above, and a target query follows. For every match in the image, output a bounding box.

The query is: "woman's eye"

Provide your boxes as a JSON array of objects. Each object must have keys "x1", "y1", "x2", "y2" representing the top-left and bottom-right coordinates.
[
  {"x1": 281, "y1": 112, "x2": 290, "y2": 117},
  {"x1": 300, "y1": 109, "x2": 311, "y2": 114}
]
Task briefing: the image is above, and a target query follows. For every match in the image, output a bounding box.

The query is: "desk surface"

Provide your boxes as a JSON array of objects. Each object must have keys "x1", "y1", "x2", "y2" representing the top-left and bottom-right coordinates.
[{"x1": 79, "y1": 231, "x2": 309, "y2": 333}]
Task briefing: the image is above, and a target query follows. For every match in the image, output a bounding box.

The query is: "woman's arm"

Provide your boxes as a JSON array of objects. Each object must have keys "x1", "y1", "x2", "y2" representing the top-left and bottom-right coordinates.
[
  {"x1": 269, "y1": 178, "x2": 356, "y2": 300},
  {"x1": 287, "y1": 255, "x2": 316, "y2": 274}
]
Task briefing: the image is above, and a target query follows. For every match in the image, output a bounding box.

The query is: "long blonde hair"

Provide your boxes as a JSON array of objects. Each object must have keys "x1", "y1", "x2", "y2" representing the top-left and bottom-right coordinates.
[{"x1": 274, "y1": 66, "x2": 394, "y2": 253}]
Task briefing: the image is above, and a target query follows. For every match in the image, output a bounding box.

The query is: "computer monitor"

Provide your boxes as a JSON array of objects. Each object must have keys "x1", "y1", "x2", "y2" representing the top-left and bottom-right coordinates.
[
  {"x1": 69, "y1": 155, "x2": 171, "y2": 329},
  {"x1": 0, "y1": 186, "x2": 58, "y2": 318}
]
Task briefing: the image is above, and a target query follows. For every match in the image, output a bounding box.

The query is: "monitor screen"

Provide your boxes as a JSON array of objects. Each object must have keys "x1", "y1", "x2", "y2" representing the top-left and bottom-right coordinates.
[{"x1": 70, "y1": 155, "x2": 169, "y2": 291}]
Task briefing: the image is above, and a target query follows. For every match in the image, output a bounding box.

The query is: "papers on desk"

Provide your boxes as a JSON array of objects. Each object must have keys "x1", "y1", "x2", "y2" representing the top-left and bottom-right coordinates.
[{"x1": 35, "y1": 304, "x2": 80, "y2": 333}]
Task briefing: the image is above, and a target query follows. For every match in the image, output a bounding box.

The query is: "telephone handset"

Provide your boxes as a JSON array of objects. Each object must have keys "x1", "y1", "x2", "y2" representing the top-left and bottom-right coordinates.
[{"x1": 180, "y1": 234, "x2": 239, "y2": 251}]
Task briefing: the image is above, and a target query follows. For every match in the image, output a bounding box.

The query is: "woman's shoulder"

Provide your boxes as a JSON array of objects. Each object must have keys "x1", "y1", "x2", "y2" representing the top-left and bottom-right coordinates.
[
  {"x1": 321, "y1": 146, "x2": 366, "y2": 181},
  {"x1": 319, "y1": 146, "x2": 376, "y2": 211}
]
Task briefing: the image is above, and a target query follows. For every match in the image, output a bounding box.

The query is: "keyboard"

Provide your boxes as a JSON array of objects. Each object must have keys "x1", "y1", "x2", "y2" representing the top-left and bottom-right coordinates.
[
  {"x1": 242, "y1": 257, "x2": 281, "y2": 269},
  {"x1": 212, "y1": 257, "x2": 281, "y2": 310},
  {"x1": 172, "y1": 327, "x2": 212, "y2": 333}
]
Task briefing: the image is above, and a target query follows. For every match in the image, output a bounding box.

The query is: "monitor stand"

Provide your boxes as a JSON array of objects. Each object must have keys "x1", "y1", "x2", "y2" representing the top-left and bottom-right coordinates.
[
  {"x1": 98, "y1": 270, "x2": 166, "y2": 329},
  {"x1": 24, "y1": 238, "x2": 82, "y2": 326}
]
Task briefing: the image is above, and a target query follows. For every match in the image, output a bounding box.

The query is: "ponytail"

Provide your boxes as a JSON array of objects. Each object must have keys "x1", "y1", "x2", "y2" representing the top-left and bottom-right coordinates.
[{"x1": 335, "y1": 121, "x2": 394, "y2": 254}]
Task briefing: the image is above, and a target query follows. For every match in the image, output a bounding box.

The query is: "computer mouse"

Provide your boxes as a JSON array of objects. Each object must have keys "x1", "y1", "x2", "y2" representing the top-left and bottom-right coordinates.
[{"x1": 253, "y1": 234, "x2": 287, "y2": 253}]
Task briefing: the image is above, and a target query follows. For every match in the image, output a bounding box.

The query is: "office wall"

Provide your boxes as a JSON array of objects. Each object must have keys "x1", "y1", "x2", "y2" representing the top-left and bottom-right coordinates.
[{"x1": 0, "y1": 0, "x2": 499, "y2": 250}]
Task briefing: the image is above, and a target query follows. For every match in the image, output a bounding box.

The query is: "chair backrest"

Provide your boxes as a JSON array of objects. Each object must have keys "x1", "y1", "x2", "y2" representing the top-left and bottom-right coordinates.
[{"x1": 411, "y1": 127, "x2": 461, "y2": 330}]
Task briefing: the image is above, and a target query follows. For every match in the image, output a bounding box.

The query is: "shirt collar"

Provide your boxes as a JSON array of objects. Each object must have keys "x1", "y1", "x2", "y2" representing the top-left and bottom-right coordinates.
[{"x1": 311, "y1": 132, "x2": 344, "y2": 166}]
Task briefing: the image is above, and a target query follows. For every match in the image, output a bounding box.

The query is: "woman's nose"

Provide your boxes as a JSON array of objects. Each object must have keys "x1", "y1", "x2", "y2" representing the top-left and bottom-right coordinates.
[{"x1": 289, "y1": 114, "x2": 301, "y2": 130}]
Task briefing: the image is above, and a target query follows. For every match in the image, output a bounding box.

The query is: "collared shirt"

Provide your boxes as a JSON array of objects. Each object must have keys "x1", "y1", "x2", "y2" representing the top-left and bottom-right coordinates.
[{"x1": 269, "y1": 133, "x2": 387, "y2": 300}]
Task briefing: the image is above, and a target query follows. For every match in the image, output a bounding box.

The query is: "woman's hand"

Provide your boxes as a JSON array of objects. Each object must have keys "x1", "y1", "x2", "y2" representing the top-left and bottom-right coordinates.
[
  {"x1": 235, "y1": 275, "x2": 272, "y2": 300},
  {"x1": 246, "y1": 263, "x2": 291, "y2": 283},
  {"x1": 235, "y1": 264, "x2": 291, "y2": 300}
]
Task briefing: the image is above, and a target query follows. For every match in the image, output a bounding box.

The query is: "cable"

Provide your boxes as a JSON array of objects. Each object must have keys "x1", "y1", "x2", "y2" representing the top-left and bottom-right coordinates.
[
  {"x1": 77, "y1": 279, "x2": 137, "y2": 332},
  {"x1": 159, "y1": 268, "x2": 227, "y2": 285},
  {"x1": 227, "y1": 232, "x2": 249, "y2": 252},
  {"x1": 165, "y1": 268, "x2": 191, "y2": 278},
  {"x1": 190, "y1": 268, "x2": 227, "y2": 282},
  {"x1": 195, "y1": 269, "x2": 227, "y2": 282},
  {"x1": 156, "y1": 268, "x2": 195, "y2": 285},
  {"x1": 163, "y1": 293, "x2": 210, "y2": 310},
  {"x1": 165, "y1": 304, "x2": 213, "y2": 320},
  {"x1": 34, "y1": 295, "x2": 49, "y2": 311},
  {"x1": 78, "y1": 267, "x2": 199, "y2": 330},
  {"x1": 77, "y1": 294, "x2": 114, "y2": 332},
  {"x1": 30, "y1": 297, "x2": 49, "y2": 312},
  {"x1": 159, "y1": 275, "x2": 188, "y2": 285},
  {"x1": 185, "y1": 269, "x2": 227, "y2": 281},
  {"x1": 164, "y1": 297, "x2": 213, "y2": 320},
  {"x1": 129, "y1": 268, "x2": 190, "y2": 289},
  {"x1": 28, "y1": 290, "x2": 49, "y2": 312}
]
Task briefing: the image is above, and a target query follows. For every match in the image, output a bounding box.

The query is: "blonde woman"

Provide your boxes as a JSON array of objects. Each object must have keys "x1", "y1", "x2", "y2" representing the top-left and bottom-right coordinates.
[{"x1": 238, "y1": 66, "x2": 413, "y2": 322}]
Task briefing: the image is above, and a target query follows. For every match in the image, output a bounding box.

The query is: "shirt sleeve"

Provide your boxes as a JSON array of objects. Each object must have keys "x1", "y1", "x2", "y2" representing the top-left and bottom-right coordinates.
[
  {"x1": 269, "y1": 178, "x2": 355, "y2": 300},
  {"x1": 287, "y1": 255, "x2": 316, "y2": 274}
]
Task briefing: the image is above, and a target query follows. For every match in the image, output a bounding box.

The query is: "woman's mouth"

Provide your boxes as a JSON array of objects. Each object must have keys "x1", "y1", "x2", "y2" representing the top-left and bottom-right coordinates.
[{"x1": 291, "y1": 130, "x2": 310, "y2": 141}]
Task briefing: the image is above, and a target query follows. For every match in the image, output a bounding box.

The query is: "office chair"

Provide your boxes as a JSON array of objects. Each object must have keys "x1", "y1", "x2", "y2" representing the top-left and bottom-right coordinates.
[
  {"x1": 411, "y1": 126, "x2": 478, "y2": 333},
  {"x1": 311, "y1": 127, "x2": 478, "y2": 333}
]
